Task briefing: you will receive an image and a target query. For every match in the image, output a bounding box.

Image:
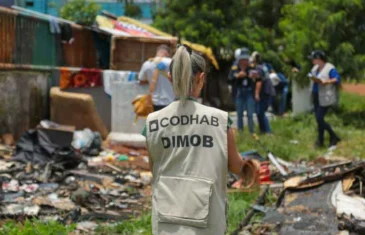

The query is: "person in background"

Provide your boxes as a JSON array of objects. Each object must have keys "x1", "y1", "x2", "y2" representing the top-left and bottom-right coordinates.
[
  {"x1": 143, "y1": 45, "x2": 257, "y2": 235},
  {"x1": 228, "y1": 48, "x2": 261, "y2": 134},
  {"x1": 228, "y1": 48, "x2": 249, "y2": 104},
  {"x1": 309, "y1": 50, "x2": 341, "y2": 148},
  {"x1": 250, "y1": 52, "x2": 276, "y2": 134},
  {"x1": 138, "y1": 45, "x2": 175, "y2": 111},
  {"x1": 267, "y1": 65, "x2": 289, "y2": 116}
]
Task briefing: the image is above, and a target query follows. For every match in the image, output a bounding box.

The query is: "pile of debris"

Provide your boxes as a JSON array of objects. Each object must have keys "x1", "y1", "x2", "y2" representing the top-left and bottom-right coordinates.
[
  {"x1": 231, "y1": 147, "x2": 365, "y2": 235},
  {"x1": 0, "y1": 121, "x2": 151, "y2": 232}
]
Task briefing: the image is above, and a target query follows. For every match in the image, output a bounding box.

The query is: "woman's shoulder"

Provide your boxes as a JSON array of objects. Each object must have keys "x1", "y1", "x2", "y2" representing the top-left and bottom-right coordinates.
[{"x1": 325, "y1": 62, "x2": 336, "y2": 70}]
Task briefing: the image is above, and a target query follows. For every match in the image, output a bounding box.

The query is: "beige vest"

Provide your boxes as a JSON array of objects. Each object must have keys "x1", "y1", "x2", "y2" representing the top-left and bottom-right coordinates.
[
  {"x1": 311, "y1": 63, "x2": 338, "y2": 107},
  {"x1": 146, "y1": 100, "x2": 228, "y2": 235}
]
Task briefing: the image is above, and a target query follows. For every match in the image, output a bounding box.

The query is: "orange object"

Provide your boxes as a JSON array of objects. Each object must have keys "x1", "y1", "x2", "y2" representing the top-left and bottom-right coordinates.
[
  {"x1": 240, "y1": 159, "x2": 260, "y2": 189},
  {"x1": 74, "y1": 73, "x2": 88, "y2": 87},
  {"x1": 59, "y1": 68, "x2": 73, "y2": 89},
  {"x1": 259, "y1": 161, "x2": 271, "y2": 183}
]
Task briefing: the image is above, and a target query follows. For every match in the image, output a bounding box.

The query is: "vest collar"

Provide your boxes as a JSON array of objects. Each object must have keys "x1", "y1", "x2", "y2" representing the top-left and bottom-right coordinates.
[{"x1": 175, "y1": 97, "x2": 198, "y2": 102}]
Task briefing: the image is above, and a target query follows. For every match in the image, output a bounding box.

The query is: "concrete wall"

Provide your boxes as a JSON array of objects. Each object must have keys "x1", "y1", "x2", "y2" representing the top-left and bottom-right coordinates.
[
  {"x1": 0, "y1": 70, "x2": 50, "y2": 139},
  {"x1": 112, "y1": 81, "x2": 148, "y2": 134},
  {"x1": 292, "y1": 80, "x2": 313, "y2": 115}
]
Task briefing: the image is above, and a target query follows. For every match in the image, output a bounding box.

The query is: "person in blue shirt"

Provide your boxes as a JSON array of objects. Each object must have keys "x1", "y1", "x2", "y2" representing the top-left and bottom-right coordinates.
[
  {"x1": 228, "y1": 48, "x2": 261, "y2": 134},
  {"x1": 309, "y1": 50, "x2": 341, "y2": 148}
]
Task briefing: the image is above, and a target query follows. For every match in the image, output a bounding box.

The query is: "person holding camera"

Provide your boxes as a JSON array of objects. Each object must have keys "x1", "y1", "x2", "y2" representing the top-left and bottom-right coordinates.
[{"x1": 228, "y1": 48, "x2": 261, "y2": 134}]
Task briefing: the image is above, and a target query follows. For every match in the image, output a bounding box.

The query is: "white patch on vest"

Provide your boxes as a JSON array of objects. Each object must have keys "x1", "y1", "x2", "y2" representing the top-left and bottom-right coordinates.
[{"x1": 149, "y1": 114, "x2": 219, "y2": 133}]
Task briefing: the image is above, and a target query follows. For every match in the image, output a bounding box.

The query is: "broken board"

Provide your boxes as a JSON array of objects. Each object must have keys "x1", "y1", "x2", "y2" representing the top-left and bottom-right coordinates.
[{"x1": 263, "y1": 181, "x2": 340, "y2": 235}]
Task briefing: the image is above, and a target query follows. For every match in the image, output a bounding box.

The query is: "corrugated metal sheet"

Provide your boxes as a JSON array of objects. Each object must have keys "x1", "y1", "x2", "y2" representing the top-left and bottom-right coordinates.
[
  {"x1": 32, "y1": 19, "x2": 59, "y2": 66},
  {"x1": 0, "y1": 8, "x2": 16, "y2": 64},
  {"x1": 14, "y1": 13, "x2": 38, "y2": 64},
  {"x1": 0, "y1": 6, "x2": 99, "y2": 68}
]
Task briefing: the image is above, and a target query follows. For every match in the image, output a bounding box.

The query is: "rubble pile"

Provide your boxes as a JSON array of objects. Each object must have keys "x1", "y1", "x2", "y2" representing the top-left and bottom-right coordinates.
[
  {"x1": 232, "y1": 150, "x2": 365, "y2": 235},
  {"x1": 0, "y1": 122, "x2": 152, "y2": 230}
]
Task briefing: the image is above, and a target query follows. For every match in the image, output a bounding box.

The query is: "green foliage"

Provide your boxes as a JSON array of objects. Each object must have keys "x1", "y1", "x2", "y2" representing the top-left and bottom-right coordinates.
[
  {"x1": 0, "y1": 219, "x2": 75, "y2": 235},
  {"x1": 279, "y1": 0, "x2": 365, "y2": 80},
  {"x1": 153, "y1": 0, "x2": 292, "y2": 63},
  {"x1": 123, "y1": 0, "x2": 142, "y2": 18},
  {"x1": 154, "y1": 0, "x2": 365, "y2": 81},
  {"x1": 60, "y1": 0, "x2": 101, "y2": 26},
  {"x1": 153, "y1": 0, "x2": 246, "y2": 50}
]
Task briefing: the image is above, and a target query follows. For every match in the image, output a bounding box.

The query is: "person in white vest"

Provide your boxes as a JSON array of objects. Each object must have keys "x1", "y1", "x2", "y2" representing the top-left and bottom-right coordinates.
[
  {"x1": 309, "y1": 50, "x2": 341, "y2": 148},
  {"x1": 142, "y1": 45, "x2": 256, "y2": 235},
  {"x1": 138, "y1": 45, "x2": 175, "y2": 111}
]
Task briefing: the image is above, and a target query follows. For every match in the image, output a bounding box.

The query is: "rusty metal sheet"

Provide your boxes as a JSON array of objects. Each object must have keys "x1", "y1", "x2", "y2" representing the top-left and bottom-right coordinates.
[
  {"x1": 263, "y1": 182, "x2": 340, "y2": 235},
  {"x1": 63, "y1": 27, "x2": 98, "y2": 68},
  {"x1": 110, "y1": 36, "x2": 177, "y2": 71},
  {"x1": 0, "y1": 8, "x2": 16, "y2": 64}
]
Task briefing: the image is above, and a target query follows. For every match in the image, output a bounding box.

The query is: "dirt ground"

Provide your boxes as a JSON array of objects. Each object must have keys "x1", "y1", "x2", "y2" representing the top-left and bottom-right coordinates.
[{"x1": 342, "y1": 83, "x2": 365, "y2": 96}]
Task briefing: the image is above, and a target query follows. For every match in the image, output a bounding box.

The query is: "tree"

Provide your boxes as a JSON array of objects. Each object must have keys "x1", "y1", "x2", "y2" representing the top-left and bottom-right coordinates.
[
  {"x1": 122, "y1": 0, "x2": 142, "y2": 18},
  {"x1": 153, "y1": 0, "x2": 292, "y2": 67},
  {"x1": 153, "y1": 0, "x2": 245, "y2": 50},
  {"x1": 279, "y1": 0, "x2": 365, "y2": 80},
  {"x1": 153, "y1": 0, "x2": 365, "y2": 81},
  {"x1": 60, "y1": 0, "x2": 100, "y2": 26}
]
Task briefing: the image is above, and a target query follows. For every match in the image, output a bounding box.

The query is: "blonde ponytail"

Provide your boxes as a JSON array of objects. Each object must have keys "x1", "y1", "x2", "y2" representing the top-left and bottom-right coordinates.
[
  {"x1": 170, "y1": 45, "x2": 206, "y2": 101},
  {"x1": 172, "y1": 46, "x2": 192, "y2": 100}
]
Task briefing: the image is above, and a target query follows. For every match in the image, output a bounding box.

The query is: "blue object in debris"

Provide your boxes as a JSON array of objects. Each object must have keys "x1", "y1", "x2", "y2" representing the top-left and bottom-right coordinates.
[{"x1": 240, "y1": 150, "x2": 265, "y2": 162}]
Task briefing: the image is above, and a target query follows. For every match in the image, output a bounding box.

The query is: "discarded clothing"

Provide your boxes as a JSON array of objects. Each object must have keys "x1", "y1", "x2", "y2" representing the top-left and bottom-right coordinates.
[
  {"x1": 60, "y1": 68, "x2": 103, "y2": 89},
  {"x1": 60, "y1": 23, "x2": 74, "y2": 44},
  {"x1": 12, "y1": 129, "x2": 81, "y2": 167},
  {"x1": 49, "y1": 18, "x2": 61, "y2": 34},
  {"x1": 12, "y1": 129, "x2": 57, "y2": 165}
]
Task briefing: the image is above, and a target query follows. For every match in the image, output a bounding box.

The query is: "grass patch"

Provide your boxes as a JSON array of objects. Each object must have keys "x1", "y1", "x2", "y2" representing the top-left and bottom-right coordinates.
[
  {"x1": 95, "y1": 192, "x2": 260, "y2": 235},
  {"x1": 236, "y1": 91, "x2": 365, "y2": 161},
  {"x1": 0, "y1": 219, "x2": 75, "y2": 235},
  {"x1": 226, "y1": 191, "x2": 259, "y2": 234},
  {"x1": 95, "y1": 213, "x2": 152, "y2": 235}
]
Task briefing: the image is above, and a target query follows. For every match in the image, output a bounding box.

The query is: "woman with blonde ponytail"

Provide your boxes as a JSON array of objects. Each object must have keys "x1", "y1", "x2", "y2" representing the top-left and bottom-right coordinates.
[{"x1": 142, "y1": 45, "x2": 258, "y2": 235}]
